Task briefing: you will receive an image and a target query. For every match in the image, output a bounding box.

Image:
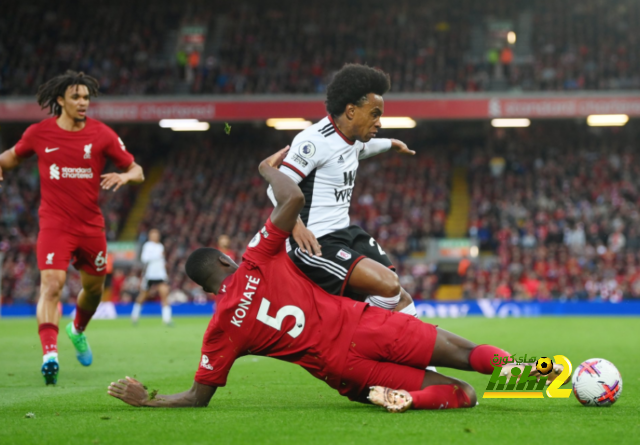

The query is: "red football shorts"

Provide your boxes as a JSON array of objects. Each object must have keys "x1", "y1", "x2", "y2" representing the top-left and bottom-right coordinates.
[
  {"x1": 37, "y1": 229, "x2": 108, "y2": 276},
  {"x1": 338, "y1": 306, "x2": 438, "y2": 401}
]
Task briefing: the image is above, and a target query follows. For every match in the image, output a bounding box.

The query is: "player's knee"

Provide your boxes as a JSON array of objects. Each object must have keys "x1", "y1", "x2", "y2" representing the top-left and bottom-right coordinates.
[
  {"x1": 83, "y1": 281, "x2": 104, "y2": 297},
  {"x1": 40, "y1": 276, "x2": 64, "y2": 300},
  {"x1": 377, "y1": 270, "x2": 401, "y2": 298}
]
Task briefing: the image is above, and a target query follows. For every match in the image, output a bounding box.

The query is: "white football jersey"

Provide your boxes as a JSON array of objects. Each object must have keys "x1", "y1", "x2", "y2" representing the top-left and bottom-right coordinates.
[
  {"x1": 140, "y1": 241, "x2": 168, "y2": 280},
  {"x1": 268, "y1": 116, "x2": 391, "y2": 239}
]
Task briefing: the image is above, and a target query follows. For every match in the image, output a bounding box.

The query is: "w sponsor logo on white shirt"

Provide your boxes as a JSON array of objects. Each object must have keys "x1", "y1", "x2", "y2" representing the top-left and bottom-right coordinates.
[{"x1": 50, "y1": 164, "x2": 60, "y2": 180}]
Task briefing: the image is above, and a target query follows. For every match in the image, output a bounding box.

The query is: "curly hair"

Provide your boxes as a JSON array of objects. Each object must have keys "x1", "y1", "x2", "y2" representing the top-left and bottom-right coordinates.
[
  {"x1": 325, "y1": 64, "x2": 391, "y2": 116},
  {"x1": 36, "y1": 70, "x2": 100, "y2": 116}
]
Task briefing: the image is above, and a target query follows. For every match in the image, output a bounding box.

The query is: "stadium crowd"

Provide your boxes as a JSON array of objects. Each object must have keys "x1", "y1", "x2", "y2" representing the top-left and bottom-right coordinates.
[
  {"x1": 0, "y1": 1, "x2": 182, "y2": 96},
  {"x1": 3, "y1": 1, "x2": 640, "y2": 96},
  {"x1": 4, "y1": 123, "x2": 640, "y2": 303},
  {"x1": 466, "y1": 125, "x2": 640, "y2": 302}
]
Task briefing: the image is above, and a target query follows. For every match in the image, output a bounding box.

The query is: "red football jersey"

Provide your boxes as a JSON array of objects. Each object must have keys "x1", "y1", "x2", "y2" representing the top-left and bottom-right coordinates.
[
  {"x1": 195, "y1": 218, "x2": 367, "y2": 390},
  {"x1": 14, "y1": 117, "x2": 134, "y2": 235}
]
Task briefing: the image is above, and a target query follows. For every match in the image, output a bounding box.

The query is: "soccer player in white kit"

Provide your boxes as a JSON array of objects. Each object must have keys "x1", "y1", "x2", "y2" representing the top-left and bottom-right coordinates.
[
  {"x1": 267, "y1": 64, "x2": 418, "y2": 315},
  {"x1": 131, "y1": 229, "x2": 172, "y2": 325}
]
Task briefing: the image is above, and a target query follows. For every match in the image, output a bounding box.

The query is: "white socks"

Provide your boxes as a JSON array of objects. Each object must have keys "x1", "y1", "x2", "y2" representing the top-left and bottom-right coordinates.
[
  {"x1": 365, "y1": 294, "x2": 419, "y2": 317},
  {"x1": 399, "y1": 302, "x2": 418, "y2": 317},
  {"x1": 43, "y1": 352, "x2": 58, "y2": 363},
  {"x1": 365, "y1": 294, "x2": 401, "y2": 310},
  {"x1": 132, "y1": 303, "x2": 172, "y2": 324},
  {"x1": 162, "y1": 305, "x2": 172, "y2": 324},
  {"x1": 131, "y1": 303, "x2": 142, "y2": 322}
]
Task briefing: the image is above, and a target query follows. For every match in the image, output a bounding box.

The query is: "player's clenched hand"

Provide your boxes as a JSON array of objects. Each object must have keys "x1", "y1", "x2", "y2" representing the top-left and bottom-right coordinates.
[
  {"x1": 293, "y1": 221, "x2": 322, "y2": 256},
  {"x1": 100, "y1": 172, "x2": 128, "y2": 192},
  {"x1": 108, "y1": 376, "x2": 149, "y2": 407},
  {"x1": 390, "y1": 139, "x2": 415, "y2": 156},
  {"x1": 261, "y1": 146, "x2": 290, "y2": 169}
]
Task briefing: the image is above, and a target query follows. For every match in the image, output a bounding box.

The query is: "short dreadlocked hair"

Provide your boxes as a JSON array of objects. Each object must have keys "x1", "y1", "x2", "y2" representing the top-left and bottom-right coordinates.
[
  {"x1": 325, "y1": 64, "x2": 391, "y2": 117},
  {"x1": 36, "y1": 70, "x2": 100, "y2": 116}
]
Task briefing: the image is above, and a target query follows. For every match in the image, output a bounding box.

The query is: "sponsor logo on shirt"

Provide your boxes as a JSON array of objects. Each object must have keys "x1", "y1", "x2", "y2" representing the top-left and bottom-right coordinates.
[
  {"x1": 291, "y1": 153, "x2": 308, "y2": 167},
  {"x1": 45, "y1": 147, "x2": 60, "y2": 153},
  {"x1": 336, "y1": 249, "x2": 352, "y2": 261},
  {"x1": 62, "y1": 167, "x2": 94, "y2": 179},
  {"x1": 83, "y1": 143, "x2": 92, "y2": 159},
  {"x1": 46, "y1": 252, "x2": 55, "y2": 265},
  {"x1": 343, "y1": 170, "x2": 356, "y2": 186},
  {"x1": 50, "y1": 164, "x2": 60, "y2": 180},
  {"x1": 260, "y1": 227, "x2": 269, "y2": 238},
  {"x1": 200, "y1": 354, "x2": 214, "y2": 371},
  {"x1": 338, "y1": 155, "x2": 345, "y2": 164},
  {"x1": 298, "y1": 141, "x2": 316, "y2": 158}
]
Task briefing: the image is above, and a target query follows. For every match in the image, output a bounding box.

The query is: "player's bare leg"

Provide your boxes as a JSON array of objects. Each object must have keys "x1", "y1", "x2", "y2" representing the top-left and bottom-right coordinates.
[
  {"x1": 348, "y1": 259, "x2": 417, "y2": 316},
  {"x1": 66, "y1": 271, "x2": 105, "y2": 366},
  {"x1": 131, "y1": 289, "x2": 149, "y2": 325},
  {"x1": 422, "y1": 326, "x2": 573, "y2": 386},
  {"x1": 37, "y1": 269, "x2": 66, "y2": 385},
  {"x1": 158, "y1": 282, "x2": 172, "y2": 326},
  {"x1": 369, "y1": 372, "x2": 476, "y2": 412}
]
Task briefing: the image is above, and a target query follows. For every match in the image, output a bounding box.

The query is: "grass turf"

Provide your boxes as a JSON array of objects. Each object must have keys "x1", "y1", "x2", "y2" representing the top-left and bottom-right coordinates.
[{"x1": 1, "y1": 316, "x2": 639, "y2": 445}]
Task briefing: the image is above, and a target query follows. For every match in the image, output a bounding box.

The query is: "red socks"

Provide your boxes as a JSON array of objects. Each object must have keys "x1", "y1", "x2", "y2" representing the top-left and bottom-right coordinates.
[
  {"x1": 73, "y1": 306, "x2": 96, "y2": 333},
  {"x1": 409, "y1": 384, "x2": 472, "y2": 410},
  {"x1": 38, "y1": 323, "x2": 59, "y2": 355},
  {"x1": 404, "y1": 344, "x2": 510, "y2": 410},
  {"x1": 469, "y1": 344, "x2": 510, "y2": 374}
]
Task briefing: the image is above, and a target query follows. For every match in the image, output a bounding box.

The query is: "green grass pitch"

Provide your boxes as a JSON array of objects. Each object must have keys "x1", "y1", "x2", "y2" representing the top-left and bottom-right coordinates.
[{"x1": 1, "y1": 317, "x2": 639, "y2": 444}]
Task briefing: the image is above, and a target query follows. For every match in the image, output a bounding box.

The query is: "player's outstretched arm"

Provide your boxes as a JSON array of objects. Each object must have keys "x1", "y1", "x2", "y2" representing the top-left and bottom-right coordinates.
[
  {"x1": 389, "y1": 139, "x2": 415, "y2": 156},
  {"x1": 108, "y1": 376, "x2": 216, "y2": 408},
  {"x1": 358, "y1": 138, "x2": 415, "y2": 161},
  {"x1": 0, "y1": 147, "x2": 22, "y2": 184},
  {"x1": 259, "y1": 146, "x2": 305, "y2": 233},
  {"x1": 100, "y1": 162, "x2": 145, "y2": 192}
]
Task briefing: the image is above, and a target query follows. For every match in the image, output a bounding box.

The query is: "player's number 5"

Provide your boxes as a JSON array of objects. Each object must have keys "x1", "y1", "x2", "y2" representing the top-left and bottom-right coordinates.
[{"x1": 257, "y1": 298, "x2": 306, "y2": 338}]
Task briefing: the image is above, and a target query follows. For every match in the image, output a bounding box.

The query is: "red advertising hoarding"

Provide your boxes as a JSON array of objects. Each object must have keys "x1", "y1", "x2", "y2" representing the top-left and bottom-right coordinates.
[{"x1": 1, "y1": 94, "x2": 640, "y2": 123}]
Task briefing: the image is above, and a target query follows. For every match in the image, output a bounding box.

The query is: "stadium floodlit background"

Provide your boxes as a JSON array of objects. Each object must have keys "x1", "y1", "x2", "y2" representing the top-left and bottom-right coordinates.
[
  {"x1": 3, "y1": 0, "x2": 640, "y2": 312},
  {"x1": 1, "y1": 1, "x2": 639, "y2": 443}
]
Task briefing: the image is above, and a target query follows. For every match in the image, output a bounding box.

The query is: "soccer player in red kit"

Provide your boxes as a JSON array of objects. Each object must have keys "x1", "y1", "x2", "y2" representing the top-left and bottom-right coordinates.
[
  {"x1": 107, "y1": 147, "x2": 514, "y2": 413},
  {"x1": 0, "y1": 71, "x2": 144, "y2": 385}
]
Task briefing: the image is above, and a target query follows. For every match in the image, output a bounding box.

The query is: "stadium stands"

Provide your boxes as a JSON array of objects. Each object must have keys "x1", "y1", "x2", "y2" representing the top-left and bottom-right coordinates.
[
  {"x1": 3, "y1": 1, "x2": 640, "y2": 95},
  {"x1": 3, "y1": 0, "x2": 640, "y2": 304},
  {"x1": 5, "y1": 122, "x2": 640, "y2": 303},
  {"x1": 0, "y1": 1, "x2": 181, "y2": 96},
  {"x1": 466, "y1": 124, "x2": 640, "y2": 301}
]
